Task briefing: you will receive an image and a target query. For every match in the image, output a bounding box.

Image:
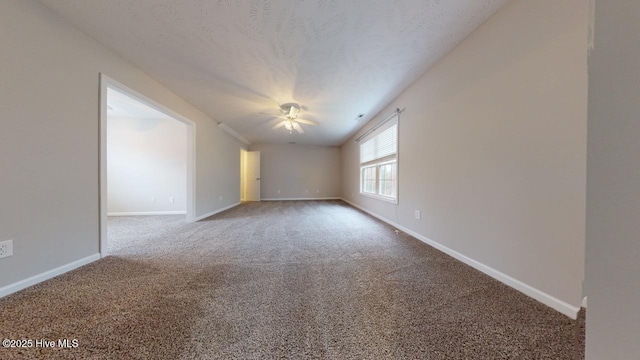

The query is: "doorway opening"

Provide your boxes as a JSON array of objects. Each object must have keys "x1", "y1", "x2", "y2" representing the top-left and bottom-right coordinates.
[{"x1": 99, "y1": 74, "x2": 196, "y2": 257}]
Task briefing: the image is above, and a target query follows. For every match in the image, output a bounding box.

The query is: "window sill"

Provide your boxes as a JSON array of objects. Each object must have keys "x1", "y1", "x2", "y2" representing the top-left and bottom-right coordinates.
[{"x1": 359, "y1": 192, "x2": 398, "y2": 205}]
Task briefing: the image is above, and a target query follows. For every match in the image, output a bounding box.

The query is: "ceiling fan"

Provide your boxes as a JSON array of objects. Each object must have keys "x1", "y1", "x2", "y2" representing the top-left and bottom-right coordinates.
[{"x1": 268, "y1": 103, "x2": 318, "y2": 134}]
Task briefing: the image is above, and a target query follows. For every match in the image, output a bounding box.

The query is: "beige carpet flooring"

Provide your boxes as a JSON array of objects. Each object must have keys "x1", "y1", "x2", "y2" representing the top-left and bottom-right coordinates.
[{"x1": 0, "y1": 200, "x2": 584, "y2": 359}]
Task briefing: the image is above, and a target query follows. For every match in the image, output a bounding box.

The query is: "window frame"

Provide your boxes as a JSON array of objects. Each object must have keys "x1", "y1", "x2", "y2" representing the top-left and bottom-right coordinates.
[
  {"x1": 359, "y1": 161, "x2": 397, "y2": 204},
  {"x1": 358, "y1": 120, "x2": 399, "y2": 204},
  {"x1": 360, "y1": 164, "x2": 377, "y2": 195},
  {"x1": 377, "y1": 159, "x2": 397, "y2": 198}
]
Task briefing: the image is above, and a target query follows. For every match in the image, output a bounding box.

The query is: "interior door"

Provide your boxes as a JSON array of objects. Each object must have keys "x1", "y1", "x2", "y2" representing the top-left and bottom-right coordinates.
[{"x1": 245, "y1": 151, "x2": 261, "y2": 201}]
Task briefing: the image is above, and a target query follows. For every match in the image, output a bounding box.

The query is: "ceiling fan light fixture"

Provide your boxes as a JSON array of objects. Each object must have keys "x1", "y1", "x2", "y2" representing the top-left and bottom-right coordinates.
[
  {"x1": 288, "y1": 105, "x2": 300, "y2": 119},
  {"x1": 269, "y1": 103, "x2": 316, "y2": 135},
  {"x1": 280, "y1": 103, "x2": 300, "y2": 119}
]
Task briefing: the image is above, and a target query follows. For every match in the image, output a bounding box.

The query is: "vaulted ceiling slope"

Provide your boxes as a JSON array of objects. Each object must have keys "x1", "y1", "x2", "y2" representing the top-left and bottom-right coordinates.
[{"x1": 39, "y1": 0, "x2": 508, "y2": 146}]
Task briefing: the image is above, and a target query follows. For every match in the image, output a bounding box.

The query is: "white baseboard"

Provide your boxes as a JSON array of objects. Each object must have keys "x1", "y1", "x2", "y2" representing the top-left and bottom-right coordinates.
[
  {"x1": 0, "y1": 253, "x2": 101, "y2": 299},
  {"x1": 340, "y1": 198, "x2": 581, "y2": 319},
  {"x1": 108, "y1": 211, "x2": 186, "y2": 216},
  {"x1": 261, "y1": 197, "x2": 341, "y2": 201},
  {"x1": 194, "y1": 202, "x2": 241, "y2": 221}
]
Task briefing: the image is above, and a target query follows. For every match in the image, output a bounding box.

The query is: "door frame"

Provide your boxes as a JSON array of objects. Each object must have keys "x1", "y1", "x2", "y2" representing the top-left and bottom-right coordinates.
[{"x1": 98, "y1": 74, "x2": 197, "y2": 258}]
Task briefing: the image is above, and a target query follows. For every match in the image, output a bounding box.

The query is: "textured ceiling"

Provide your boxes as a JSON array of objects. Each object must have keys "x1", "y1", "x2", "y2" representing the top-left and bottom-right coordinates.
[{"x1": 40, "y1": 0, "x2": 509, "y2": 145}]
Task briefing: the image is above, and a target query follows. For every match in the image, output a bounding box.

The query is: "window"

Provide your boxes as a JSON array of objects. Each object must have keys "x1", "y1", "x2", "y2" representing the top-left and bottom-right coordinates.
[
  {"x1": 378, "y1": 161, "x2": 397, "y2": 198},
  {"x1": 361, "y1": 165, "x2": 376, "y2": 194},
  {"x1": 359, "y1": 122, "x2": 398, "y2": 203}
]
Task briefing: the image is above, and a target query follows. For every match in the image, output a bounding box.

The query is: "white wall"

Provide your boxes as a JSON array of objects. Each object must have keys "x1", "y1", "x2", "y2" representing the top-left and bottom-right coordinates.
[
  {"x1": 107, "y1": 116, "x2": 187, "y2": 215},
  {"x1": 585, "y1": 0, "x2": 640, "y2": 357},
  {"x1": 248, "y1": 144, "x2": 341, "y2": 200},
  {"x1": 0, "y1": 0, "x2": 242, "y2": 291},
  {"x1": 342, "y1": 0, "x2": 588, "y2": 316}
]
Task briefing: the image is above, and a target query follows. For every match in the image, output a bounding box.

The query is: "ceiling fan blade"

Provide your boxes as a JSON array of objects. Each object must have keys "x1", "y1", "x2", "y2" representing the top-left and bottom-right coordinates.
[
  {"x1": 272, "y1": 121, "x2": 286, "y2": 129},
  {"x1": 293, "y1": 123, "x2": 304, "y2": 133},
  {"x1": 262, "y1": 113, "x2": 288, "y2": 120},
  {"x1": 260, "y1": 117, "x2": 277, "y2": 127},
  {"x1": 296, "y1": 118, "x2": 318, "y2": 126},
  {"x1": 259, "y1": 112, "x2": 280, "y2": 116}
]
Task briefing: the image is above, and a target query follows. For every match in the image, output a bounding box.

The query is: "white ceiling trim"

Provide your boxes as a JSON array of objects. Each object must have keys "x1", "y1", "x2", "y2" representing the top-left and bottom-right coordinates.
[{"x1": 219, "y1": 123, "x2": 251, "y2": 146}]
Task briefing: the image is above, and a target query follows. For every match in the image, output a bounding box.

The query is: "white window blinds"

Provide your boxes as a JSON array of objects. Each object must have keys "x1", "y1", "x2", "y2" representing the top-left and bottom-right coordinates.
[{"x1": 360, "y1": 124, "x2": 398, "y2": 164}]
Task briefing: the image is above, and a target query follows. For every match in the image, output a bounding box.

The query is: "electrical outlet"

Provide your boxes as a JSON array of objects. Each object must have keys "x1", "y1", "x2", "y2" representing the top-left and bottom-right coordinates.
[
  {"x1": 316, "y1": 189, "x2": 320, "y2": 194},
  {"x1": 169, "y1": 196, "x2": 174, "y2": 204},
  {"x1": 0, "y1": 240, "x2": 13, "y2": 259},
  {"x1": 305, "y1": 189, "x2": 309, "y2": 194},
  {"x1": 278, "y1": 190, "x2": 281, "y2": 194},
  {"x1": 415, "y1": 210, "x2": 421, "y2": 220},
  {"x1": 219, "y1": 195, "x2": 223, "y2": 201},
  {"x1": 151, "y1": 197, "x2": 156, "y2": 203}
]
